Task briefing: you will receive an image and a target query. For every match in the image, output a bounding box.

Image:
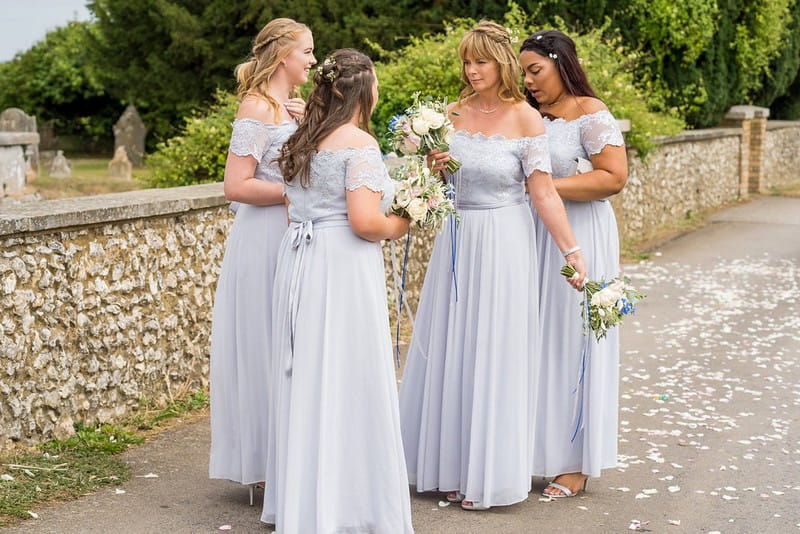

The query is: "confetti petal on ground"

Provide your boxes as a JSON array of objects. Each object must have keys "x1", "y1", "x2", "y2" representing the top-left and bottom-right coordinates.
[
  {"x1": 437, "y1": 501, "x2": 450, "y2": 507},
  {"x1": 1, "y1": 474, "x2": 14, "y2": 481},
  {"x1": 26, "y1": 511, "x2": 39, "y2": 519},
  {"x1": 115, "y1": 488, "x2": 126, "y2": 495}
]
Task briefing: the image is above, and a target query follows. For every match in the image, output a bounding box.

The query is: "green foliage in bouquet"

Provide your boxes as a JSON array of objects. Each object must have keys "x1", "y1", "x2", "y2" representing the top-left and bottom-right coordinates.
[{"x1": 144, "y1": 91, "x2": 238, "y2": 188}]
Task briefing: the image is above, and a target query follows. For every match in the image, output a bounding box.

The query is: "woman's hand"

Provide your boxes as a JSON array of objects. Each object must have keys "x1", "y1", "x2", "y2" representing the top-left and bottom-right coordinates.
[
  {"x1": 426, "y1": 149, "x2": 451, "y2": 174},
  {"x1": 564, "y1": 249, "x2": 587, "y2": 291},
  {"x1": 284, "y1": 98, "x2": 306, "y2": 122}
]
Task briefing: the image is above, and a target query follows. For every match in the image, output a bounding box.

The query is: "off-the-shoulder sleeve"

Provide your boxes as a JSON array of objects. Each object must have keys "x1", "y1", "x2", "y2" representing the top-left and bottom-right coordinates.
[
  {"x1": 345, "y1": 148, "x2": 389, "y2": 193},
  {"x1": 521, "y1": 135, "x2": 552, "y2": 177},
  {"x1": 580, "y1": 110, "x2": 625, "y2": 156},
  {"x1": 228, "y1": 119, "x2": 274, "y2": 160}
]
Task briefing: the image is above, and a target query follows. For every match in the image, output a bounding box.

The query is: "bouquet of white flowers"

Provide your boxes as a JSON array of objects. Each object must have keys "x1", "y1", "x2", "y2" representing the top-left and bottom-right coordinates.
[
  {"x1": 561, "y1": 265, "x2": 645, "y2": 341},
  {"x1": 388, "y1": 93, "x2": 462, "y2": 173},
  {"x1": 390, "y1": 156, "x2": 457, "y2": 231}
]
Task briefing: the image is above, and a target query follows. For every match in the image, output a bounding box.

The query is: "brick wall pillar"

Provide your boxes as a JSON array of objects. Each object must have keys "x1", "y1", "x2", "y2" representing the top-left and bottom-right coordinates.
[{"x1": 721, "y1": 105, "x2": 770, "y2": 197}]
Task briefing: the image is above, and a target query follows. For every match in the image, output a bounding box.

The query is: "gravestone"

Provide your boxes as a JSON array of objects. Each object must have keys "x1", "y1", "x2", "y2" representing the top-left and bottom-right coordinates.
[
  {"x1": 0, "y1": 131, "x2": 39, "y2": 196},
  {"x1": 49, "y1": 150, "x2": 72, "y2": 179},
  {"x1": 0, "y1": 108, "x2": 39, "y2": 173},
  {"x1": 108, "y1": 145, "x2": 132, "y2": 179},
  {"x1": 113, "y1": 105, "x2": 146, "y2": 167}
]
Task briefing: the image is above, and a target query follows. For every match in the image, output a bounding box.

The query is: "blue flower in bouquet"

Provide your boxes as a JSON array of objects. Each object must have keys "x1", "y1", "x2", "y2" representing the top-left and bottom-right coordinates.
[{"x1": 561, "y1": 265, "x2": 645, "y2": 341}]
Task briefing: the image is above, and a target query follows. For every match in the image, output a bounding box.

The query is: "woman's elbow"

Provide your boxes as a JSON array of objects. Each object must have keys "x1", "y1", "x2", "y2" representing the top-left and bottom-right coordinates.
[{"x1": 608, "y1": 169, "x2": 628, "y2": 195}]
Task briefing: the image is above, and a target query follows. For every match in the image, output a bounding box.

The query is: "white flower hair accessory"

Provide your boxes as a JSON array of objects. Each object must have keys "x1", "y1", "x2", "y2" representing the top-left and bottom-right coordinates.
[
  {"x1": 548, "y1": 52, "x2": 558, "y2": 60},
  {"x1": 316, "y1": 56, "x2": 336, "y2": 82}
]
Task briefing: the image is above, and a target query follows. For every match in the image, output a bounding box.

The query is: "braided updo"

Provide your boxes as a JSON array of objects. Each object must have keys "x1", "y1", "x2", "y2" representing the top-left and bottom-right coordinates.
[{"x1": 277, "y1": 49, "x2": 376, "y2": 187}]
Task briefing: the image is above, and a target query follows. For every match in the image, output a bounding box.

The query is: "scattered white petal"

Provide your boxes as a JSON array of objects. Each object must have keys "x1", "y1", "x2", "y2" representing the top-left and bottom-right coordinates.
[
  {"x1": 115, "y1": 488, "x2": 126, "y2": 495},
  {"x1": 218, "y1": 526, "x2": 232, "y2": 531},
  {"x1": 722, "y1": 495, "x2": 738, "y2": 501},
  {"x1": 437, "y1": 501, "x2": 450, "y2": 507},
  {"x1": 668, "y1": 520, "x2": 681, "y2": 526},
  {"x1": 724, "y1": 486, "x2": 737, "y2": 491},
  {"x1": 635, "y1": 493, "x2": 650, "y2": 499},
  {"x1": 1, "y1": 474, "x2": 14, "y2": 481},
  {"x1": 668, "y1": 486, "x2": 680, "y2": 493},
  {"x1": 136, "y1": 473, "x2": 159, "y2": 478},
  {"x1": 642, "y1": 488, "x2": 658, "y2": 495},
  {"x1": 577, "y1": 506, "x2": 588, "y2": 510},
  {"x1": 539, "y1": 496, "x2": 555, "y2": 502},
  {"x1": 27, "y1": 511, "x2": 39, "y2": 519}
]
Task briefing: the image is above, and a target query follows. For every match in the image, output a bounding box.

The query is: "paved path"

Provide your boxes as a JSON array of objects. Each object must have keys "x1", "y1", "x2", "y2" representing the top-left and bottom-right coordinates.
[{"x1": 5, "y1": 196, "x2": 800, "y2": 533}]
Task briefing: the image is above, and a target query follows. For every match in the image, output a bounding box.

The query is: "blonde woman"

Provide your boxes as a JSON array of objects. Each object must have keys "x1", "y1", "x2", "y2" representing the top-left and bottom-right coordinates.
[
  {"x1": 208, "y1": 18, "x2": 315, "y2": 499},
  {"x1": 399, "y1": 21, "x2": 586, "y2": 511},
  {"x1": 261, "y1": 49, "x2": 413, "y2": 532}
]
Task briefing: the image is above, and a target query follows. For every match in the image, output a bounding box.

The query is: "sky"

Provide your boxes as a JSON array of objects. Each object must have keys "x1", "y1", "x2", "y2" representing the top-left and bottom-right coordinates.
[{"x1": 0, "y1": 0, "x2": 92, "y2": 62}]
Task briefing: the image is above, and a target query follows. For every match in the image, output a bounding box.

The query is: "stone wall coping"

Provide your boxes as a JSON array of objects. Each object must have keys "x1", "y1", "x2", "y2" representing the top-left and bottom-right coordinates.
[
  {"x1": 0, "y1": 131, "x2": 40, "y2": 146},
  {"x1": 0, "y1": 182, "x2": 227, "y2": 237},
  {"x1": 654, "y1": 127, "x2": 742, "y2": 146},
  {"x1": 725, "y1": 105, "x2": 771, "y2": 120},
  {"x1": 765, "y1": 120, "x2": 800, "y2": 131}
]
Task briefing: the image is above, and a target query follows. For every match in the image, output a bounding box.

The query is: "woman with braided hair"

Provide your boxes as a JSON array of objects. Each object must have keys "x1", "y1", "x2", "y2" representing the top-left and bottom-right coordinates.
[
  {"x1": 399, "y1": 21, "x2": 586, "y2": 511},
  {"x1": 208, "y1": 18, "x2": 315, "y2": 498},
  {"x1": 260, "y1": 48, "x2": 413, "y2": 532}
]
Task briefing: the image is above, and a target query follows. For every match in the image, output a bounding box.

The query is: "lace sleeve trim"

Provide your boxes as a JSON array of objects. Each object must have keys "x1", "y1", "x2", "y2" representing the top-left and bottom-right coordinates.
[
  {"x1": 228, "y1": 118, "x2": 276, "y2": 160},
  {"x1": 344, "y1": 148, "x2": 388, "y2": 193},
  {"x1": 580, "y1": 110, "x2": 625, "y2": 156},
  {"x1": 521, "y1": 134, "x2": 552, "y2": 176}
]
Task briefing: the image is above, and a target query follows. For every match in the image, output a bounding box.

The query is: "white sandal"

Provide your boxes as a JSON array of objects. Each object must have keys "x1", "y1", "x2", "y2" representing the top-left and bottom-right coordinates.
[{"x1": 542, "y1": 478, "x2": 587, "y2": 499}]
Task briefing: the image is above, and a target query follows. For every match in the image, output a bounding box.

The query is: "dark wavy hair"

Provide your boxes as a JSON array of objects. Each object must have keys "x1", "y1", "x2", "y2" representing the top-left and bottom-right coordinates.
[
  {"x1": 277, "y1": 48, "x2": 375, "y2": 187},
  {"x1": 519, "y1": 30, "x2": 597, "y2": 110}
]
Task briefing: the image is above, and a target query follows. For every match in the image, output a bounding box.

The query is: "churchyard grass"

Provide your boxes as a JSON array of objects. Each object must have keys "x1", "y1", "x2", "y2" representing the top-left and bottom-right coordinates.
[
  {"x1": 32, "y1": 158, "x2": 149, "y2": 199},
  {"x1": 0, "y1": 390, "x2": 208, "y2": 527}
]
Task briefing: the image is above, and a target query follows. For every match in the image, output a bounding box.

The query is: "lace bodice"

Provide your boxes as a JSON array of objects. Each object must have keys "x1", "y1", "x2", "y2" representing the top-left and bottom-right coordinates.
[
  {"x1": 286, "y1": 146, "x2": 394, "y2": 222},
  {"x1": 543, "y1": 110, "x2": 624, "y2": 178},
  {"x1": 447, "y1": 130, "x2": 551, "y2": 209},
  {"x1": 228, "y1": 118, "x2": 298, "y2": 184}
]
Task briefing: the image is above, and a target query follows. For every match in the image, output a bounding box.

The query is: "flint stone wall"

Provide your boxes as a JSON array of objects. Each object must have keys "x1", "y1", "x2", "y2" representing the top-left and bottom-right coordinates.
[
  {"x1": 0, "y1": 185, "x2": 230, "y2": 448},
  {"x1": 762, "y1": 121, "x2": 800, "y2": 191},
  {"x1": 2, "y1": 121, "x2": 800, "y2": 449}
]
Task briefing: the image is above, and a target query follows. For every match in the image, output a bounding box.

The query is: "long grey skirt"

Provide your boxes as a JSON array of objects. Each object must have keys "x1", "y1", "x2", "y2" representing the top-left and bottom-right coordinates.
[
  {"x1": 208, "y1": 203, "x2": 287, "y2": 484},
  {"x1": 399, "y1": 203, "x2": 540, "y2": 507},
  {"x1": 531, "y1": 198, "x2": 619, "y2": 478},
  {"x1": 262, "y1": 222, "x2": 413, "y2": 533}
]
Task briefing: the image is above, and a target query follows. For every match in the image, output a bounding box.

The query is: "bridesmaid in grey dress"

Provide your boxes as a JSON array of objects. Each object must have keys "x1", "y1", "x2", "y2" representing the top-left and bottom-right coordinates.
[
  {"x1": 399, "y1": 22, "x2": 587, "y2": 511},
  {"x1": 261, "y1": 49, "x2": 413, "y2": 533},
  {"x1": 520, "y1": 30, "x2": 628, "y2": 498},
  {"x1": 208, "y1": 19, "x2": 315, "y2": 498}
]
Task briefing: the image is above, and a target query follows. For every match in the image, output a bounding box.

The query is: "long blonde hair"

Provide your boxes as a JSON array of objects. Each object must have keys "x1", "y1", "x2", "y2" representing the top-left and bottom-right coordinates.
[
  {"x1": 234, "y1": 18, "x2": 310, "y2": 122},
  {"x1": 458, "y1": 21, "x2": 524, "y2": 104}
]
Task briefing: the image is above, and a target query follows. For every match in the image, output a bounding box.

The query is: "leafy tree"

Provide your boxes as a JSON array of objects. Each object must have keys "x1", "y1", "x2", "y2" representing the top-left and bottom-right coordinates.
[{"x1": 0, "y1": 21, "x2": 119, "y2": 144}]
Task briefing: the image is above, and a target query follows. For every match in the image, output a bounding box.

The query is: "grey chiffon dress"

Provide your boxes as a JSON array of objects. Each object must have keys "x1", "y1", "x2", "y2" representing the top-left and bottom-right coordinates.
[
  {"x1": 399, "y1": 130, "x2": 551, "y2": 507},
  {"x1": 261, "y1": 146, "x2": 414, "y2": 533},
  {"x1": 530, "y1": 110, "x2": 625, "y2": 478},
  {"x1": 208, "y1": 118, "x2": 294, "y2": 485}
]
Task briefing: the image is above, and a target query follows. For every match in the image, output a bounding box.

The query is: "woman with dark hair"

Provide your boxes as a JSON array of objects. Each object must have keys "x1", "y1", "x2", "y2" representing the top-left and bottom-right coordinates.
[
  {"x1": 399, "y1": 21, "x2": 586, "y2": 511},
  {"x1": 260, "y1": 48, "x2": 413, "y2": 532},
  {"x1": 519, "y1": 29, "x2": 628, "y2": 498},
  {"x1": 209, "y1": 18, "x2": 314, "y2": 500}
]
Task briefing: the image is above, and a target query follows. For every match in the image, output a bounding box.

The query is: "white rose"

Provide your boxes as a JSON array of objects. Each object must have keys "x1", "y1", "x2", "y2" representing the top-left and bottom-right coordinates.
[
  {"x1": 591, "y1": 287, "x2": 617, "y2": 308},
  {"x1": 420, "y1": 107, "x2": 445, "y2": 129},
  {"x1": 406, "y1": 198, "x2": 428, "y2": 221},
  {"x1": 411, "y1": 116, "x2": 431, "y2": 136}
]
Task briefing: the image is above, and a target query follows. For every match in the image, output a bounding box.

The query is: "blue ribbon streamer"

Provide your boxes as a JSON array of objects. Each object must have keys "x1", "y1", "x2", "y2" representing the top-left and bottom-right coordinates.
[
  {"x1": 448, "y1": 186, "x2": 459, "y2": 302},
  {"x1": 394, "y1": 230, "x2": 411, "y2": 369},
  {"x1": 570, "y1": 287, "x2": 592, "y2": 442}
]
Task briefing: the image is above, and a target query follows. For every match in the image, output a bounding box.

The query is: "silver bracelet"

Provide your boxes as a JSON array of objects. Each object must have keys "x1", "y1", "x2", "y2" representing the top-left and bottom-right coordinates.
[{"x1": 562, "y1": 245, "x2": 581, "y2": 257}]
